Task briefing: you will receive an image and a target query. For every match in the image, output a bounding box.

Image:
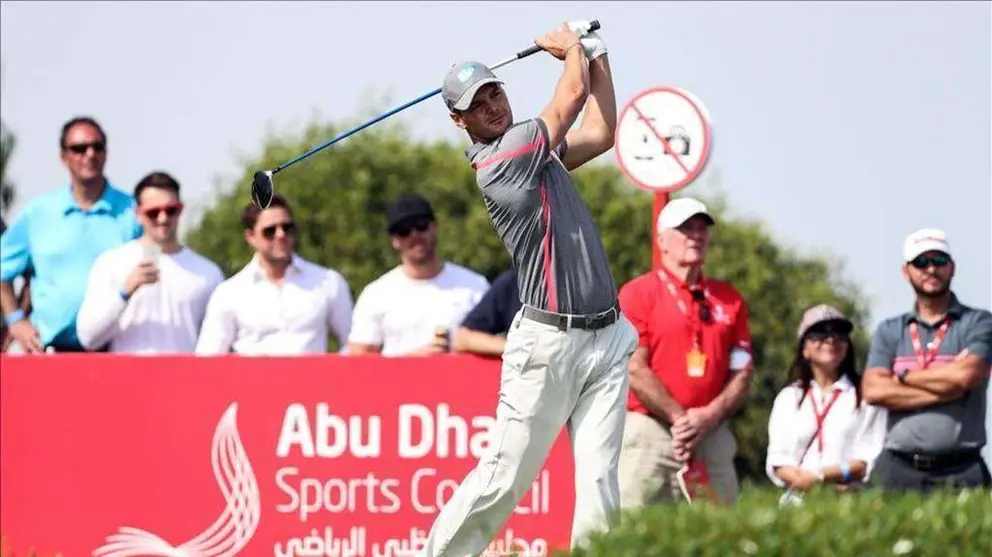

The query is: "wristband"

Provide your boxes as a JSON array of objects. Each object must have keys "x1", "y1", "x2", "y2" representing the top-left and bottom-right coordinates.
[
  {"x1": 840, "y1": 463, "x2": 851, "y2": 483},
  {"x1": 4, "y1": 309, "x2": 25, "y2": 327},
  {"x1": 565, "y1": 42, "x2": 583, "y2": 55}
]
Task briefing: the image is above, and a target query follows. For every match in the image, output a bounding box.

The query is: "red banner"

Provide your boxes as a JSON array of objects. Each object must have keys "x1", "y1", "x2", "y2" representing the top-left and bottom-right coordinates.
[{"x1": 0, "y1": 354, "x2": 576, "y2": 557}]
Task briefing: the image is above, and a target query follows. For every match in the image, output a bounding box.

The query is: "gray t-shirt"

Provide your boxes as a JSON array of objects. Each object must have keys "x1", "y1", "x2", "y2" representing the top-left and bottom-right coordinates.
[
  {"x1": 466, "y1": 118, "x2": 617, "y2": 315},
  {"x1": 866, "y1": 293, "x2": 992, "y2": 453}
]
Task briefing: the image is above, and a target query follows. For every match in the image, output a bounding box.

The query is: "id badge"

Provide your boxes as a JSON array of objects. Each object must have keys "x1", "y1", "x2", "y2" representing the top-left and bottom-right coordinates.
[{"x1": 687, "y1": 349, "x2": 707, "y2": 378}]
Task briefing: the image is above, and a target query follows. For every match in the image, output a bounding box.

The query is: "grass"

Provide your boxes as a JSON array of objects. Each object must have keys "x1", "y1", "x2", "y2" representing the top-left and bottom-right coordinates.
[{"x1": 565, "y1": 485, "x2": 992, "y2": 556}]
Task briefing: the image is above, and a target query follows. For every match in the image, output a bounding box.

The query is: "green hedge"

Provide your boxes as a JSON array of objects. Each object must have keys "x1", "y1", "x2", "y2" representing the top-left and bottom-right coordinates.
[{"x1": 568, "y1": 486, "x2": 992, "y2": 556}]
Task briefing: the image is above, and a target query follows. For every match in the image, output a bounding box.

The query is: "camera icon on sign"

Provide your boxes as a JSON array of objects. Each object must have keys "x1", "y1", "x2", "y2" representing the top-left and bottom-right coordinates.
[{"x1": 664, "y1": 126, "x2": 691, "y2": 156}]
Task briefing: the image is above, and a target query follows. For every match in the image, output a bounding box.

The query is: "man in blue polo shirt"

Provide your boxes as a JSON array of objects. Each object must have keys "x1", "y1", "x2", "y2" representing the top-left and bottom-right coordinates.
[
  {"x1": 0, "y1": 116, "x2": 141, "y2": 353},
  {"x1": 862, "y1": 228, "x2": 992, "y2": 492}
]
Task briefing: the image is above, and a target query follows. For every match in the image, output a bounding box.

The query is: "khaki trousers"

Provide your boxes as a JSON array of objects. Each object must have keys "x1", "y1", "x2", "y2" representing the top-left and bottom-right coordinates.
[
  {"x1": 618, "y1": 411, "x2": 740, "y2": 507},
  {"x1": 419, "y1": 309, "x2": 639, "y2": 556}
]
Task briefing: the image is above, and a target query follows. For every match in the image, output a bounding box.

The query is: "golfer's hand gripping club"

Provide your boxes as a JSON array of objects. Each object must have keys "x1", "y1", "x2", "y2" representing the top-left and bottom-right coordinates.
[{"x1": 250, "y1": 19, "x2": 601, "y2": 209}]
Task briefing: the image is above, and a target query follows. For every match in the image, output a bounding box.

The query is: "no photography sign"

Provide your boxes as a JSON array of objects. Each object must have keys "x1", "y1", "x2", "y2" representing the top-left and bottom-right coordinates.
[{"x1": 615, "y1": 86, "x2": 713, "y2": 194}]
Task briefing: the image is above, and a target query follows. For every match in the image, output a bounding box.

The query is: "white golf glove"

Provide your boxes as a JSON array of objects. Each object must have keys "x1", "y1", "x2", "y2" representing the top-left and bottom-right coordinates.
[{"x1": 566, "y1": 20, "x2": 608, "y2": 60}]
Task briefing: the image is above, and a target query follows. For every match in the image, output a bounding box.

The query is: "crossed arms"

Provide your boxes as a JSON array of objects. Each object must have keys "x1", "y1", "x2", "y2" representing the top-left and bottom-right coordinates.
[
  {"x1": 862, "y1": 351, "x2": 988, "y2": 410},
  {"x1": 862, "y1": 315, "x2": 992, "y2": 411}
]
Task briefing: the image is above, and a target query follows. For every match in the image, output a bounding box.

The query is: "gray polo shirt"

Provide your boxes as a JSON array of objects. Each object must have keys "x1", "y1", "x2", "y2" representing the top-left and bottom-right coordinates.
[
  {"x1": 866, "y1": 293, "x2": 992, "y2": 453},
  {"x1": 466, "y1": 118, "x2": 617, "y2": 316}
]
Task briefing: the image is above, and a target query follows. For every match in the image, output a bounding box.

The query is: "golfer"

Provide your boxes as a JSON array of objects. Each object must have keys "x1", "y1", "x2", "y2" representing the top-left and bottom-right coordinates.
[{"x1": 419, "y1": 21, "x2": 638, "y2": 556}]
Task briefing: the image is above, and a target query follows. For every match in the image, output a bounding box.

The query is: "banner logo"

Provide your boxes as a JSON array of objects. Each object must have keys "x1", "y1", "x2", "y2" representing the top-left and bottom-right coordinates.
[{"x1": 92, "y1": 403, "x2": 260, "y2": 557}]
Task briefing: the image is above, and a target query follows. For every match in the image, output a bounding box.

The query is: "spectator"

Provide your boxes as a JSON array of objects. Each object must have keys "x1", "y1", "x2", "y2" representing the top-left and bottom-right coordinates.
[
  {"x1": 862, "y1": 228, "x2": 992, "y2": 492},
  {"x1": 617, "y1": 197, "x2": 753, "y2": 506},
  {"x1": 195, "y1": 195, "x2": 353, "y2": 355},
  {"x1": 767, "y1": 304, "x2": 886, "y2": 504},
  {"x1": 346, "y1": 193, "x2": 489, "y2": 357},
  {"x1": 0, "y1": 116, "x2": 141, "y2": 353},
  {"x1": 452, "y1": 268, "x2": 521, "y2": 357},
  {"x1": 76, "y1": 172, "x2": 224, "y2": 353}
]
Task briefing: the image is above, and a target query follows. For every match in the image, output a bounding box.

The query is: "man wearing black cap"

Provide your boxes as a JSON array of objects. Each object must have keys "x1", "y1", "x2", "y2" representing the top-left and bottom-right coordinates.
[
  {"x1": 418, "y1": 20, "x2": 638, "y2": 556},
  {"x1": 346, "y1": 193, "x2": 489, "y2": 357}
]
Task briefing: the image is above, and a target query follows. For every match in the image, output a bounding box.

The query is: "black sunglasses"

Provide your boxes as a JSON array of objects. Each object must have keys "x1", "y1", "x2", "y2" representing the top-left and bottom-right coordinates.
[
  {"x1": 261, "y1": 221, "x2": 296, "y2": 239},
  {"x1": 392, "y1": 218, "x2": 431, "y2": 238},
  {"x1": 65, "y1": 141, "x2": 106, "y2": 155},
  {"x1": 805, "y1": 322, "x2": 850, "y2": 342},
  {"x1": 690, "y1": 289, "x2": 712, "y2": 323},
  {"x1": 805, "y1": 330, "x2": 849, "y2": 342},
  {"x1": 910, "y1": 253, "x2": 951, "y2": 270}
]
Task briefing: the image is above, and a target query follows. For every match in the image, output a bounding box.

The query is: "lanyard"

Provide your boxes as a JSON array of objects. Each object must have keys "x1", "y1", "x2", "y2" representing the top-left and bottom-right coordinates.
[
  {"x1": 657, "y1": 270, "x2": 710, "y2": 347},
  {"x1": 809, "y1": 390, "x2": 842, "y2": 454},
  {"x1": 657, "y1": 270, "x2": 711, "y2": 317},
  {"x1": 908, "y1": 319, "x2": 952, "y2": 370}
]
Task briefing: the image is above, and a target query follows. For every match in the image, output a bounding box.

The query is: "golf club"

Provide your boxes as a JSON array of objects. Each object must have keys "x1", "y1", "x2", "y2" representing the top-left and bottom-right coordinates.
[{"x1": 251, "y1": 19, "x2": 601, "y2": 209}]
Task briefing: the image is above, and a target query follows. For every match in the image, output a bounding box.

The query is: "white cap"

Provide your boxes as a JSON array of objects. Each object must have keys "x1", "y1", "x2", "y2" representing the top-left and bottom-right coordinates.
[
  {"x1": 903, "y1": 228, "x2": 952, "y2": 262},
  {"x1": 656, "y1": 197, "x2": 715, "y2": 231}
]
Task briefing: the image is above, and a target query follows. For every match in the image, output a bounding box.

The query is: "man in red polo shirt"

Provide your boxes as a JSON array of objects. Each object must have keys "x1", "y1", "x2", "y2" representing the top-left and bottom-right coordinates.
[{"x1": 617, "y1": 197, "x2": 753, "y2": 506}]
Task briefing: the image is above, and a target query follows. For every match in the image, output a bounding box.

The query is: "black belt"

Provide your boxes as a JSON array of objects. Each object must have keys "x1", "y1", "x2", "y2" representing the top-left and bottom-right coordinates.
[
  {"x1": 522, "y1": 305, "x2": 619, "y2": 331},
  {"x1": 888, "y1": 448, "x2": 983, "y2": 472}
]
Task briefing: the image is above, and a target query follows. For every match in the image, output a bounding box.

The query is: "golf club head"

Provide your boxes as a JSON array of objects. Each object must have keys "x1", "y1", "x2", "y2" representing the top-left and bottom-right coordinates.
[{"x1": 252, "y1": 170, "x2": 274, "y2": 209}]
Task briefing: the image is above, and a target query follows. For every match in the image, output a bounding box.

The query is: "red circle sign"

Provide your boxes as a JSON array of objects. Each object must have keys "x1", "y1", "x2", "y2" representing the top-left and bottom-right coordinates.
[{"x1": 614, "y1": 86, "x2": 713, "y2": 194}]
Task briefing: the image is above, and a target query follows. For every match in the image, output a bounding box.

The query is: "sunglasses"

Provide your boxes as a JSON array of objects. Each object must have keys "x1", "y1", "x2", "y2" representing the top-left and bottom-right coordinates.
[
  {"x1": 805, "y1": 326, "x2": 849, "y2": 343},
  {"x1": 65, "y1": 141, "x2": 106, "y2": 155},
  {"x1": 392, "y1": 218, "x2": 431, "y2": 238},
  {"x1": 261, "y1": 221, "x2": 296, "y2": 240},
  {"x1": 910, "y1": 253, "x2": 951, "y2": 270},
  {"x1": 690, "y1": 289, "x2": 712, "y2": 323},
  {"x1": 142, "y1": 203, "x2": 183, "y2": 220}
]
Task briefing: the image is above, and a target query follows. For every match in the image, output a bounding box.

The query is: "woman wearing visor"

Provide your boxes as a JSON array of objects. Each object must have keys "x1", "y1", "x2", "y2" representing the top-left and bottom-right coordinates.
[{"x1": 766, "y1": 305, "x2": 886, "y2": 504}]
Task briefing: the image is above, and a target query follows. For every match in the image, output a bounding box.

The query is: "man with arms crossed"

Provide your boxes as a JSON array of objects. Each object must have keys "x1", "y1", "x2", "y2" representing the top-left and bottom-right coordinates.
[
  {"x1": 862, "y1": 228, "x2": 992, "y2": 491},
  {"x1": 419, "y1": 21, "x2": 638, "y2": 556}
]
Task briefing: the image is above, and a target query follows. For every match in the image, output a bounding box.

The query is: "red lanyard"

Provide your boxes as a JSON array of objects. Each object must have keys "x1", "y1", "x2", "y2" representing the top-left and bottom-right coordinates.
[
  {"x1": 656, "y1": 270, "x2": 710, "y2": 317},
  {"x1": 657, "y1": 270, "x2": 710, "y2": 346},
  {"x1": 908, "y1": 320, "x2": 951, "y2": 370},
  {"x1": 809, "y1": 390, "x2": 842, "y2": 454}
]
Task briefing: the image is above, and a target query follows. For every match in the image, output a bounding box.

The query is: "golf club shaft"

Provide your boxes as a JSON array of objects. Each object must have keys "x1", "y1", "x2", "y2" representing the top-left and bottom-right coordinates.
[{"x1": 273, "y1": 19, "x2": 600, "y2": 174}]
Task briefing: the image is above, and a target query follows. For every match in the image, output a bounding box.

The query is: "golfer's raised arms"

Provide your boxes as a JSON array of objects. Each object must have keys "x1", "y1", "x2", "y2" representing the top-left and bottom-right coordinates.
[
  {"x1": 536, "y1": 27, "x2": 590, "y2": 153},
  {"x1": 562, "y1": 53, "x2": 616, "y2": 171}
]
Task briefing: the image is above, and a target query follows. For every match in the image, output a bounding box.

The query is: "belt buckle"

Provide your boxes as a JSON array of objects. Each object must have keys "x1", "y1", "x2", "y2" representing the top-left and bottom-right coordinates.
[
  {"x1": 583, "y1": 315, "x2": 599, "y2": 330},
  {"x1": 587, "y1": 309, "x2": 613, "y2": 330}
]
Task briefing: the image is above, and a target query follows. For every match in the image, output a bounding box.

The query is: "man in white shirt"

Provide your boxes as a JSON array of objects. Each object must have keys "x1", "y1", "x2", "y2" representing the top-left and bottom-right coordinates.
[
  {"x1": 76, "y1": 171, "x2": 224, "y2": 353},
  {"x1": 346, "y1": 193, "x2": 490, "y2": 357},
  {"x1": 195, "y1": 194, "x2": 353, "y2": 355}
]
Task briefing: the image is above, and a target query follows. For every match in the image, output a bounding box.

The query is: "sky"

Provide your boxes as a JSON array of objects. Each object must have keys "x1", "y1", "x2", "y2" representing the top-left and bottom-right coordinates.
[
  {"x1": 0, "y1": 0, "x2": 990, "y2": 463},
  {"x1": 2, "y1": 1, "x2": 988, "y2": 328}
]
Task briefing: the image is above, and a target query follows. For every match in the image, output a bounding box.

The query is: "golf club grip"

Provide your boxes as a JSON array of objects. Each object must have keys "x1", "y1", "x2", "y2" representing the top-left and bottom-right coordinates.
[{"x1": 514, "y1": 19, "x2": 601, "y2": 60}]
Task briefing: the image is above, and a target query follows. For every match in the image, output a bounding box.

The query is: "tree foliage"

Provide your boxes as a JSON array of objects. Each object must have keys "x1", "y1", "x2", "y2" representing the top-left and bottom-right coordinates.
[{"x1": 184, "y1": 115, "x2": 872, "y2": 483}]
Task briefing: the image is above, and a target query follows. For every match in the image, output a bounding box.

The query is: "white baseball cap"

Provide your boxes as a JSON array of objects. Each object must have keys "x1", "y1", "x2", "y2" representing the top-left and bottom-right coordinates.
[
  {"x1": 656, "y1": 197, "x2": 715, "y2": 231},
  {"x1": 903, "y1": 228, "x2": 953, "y2": 262}
]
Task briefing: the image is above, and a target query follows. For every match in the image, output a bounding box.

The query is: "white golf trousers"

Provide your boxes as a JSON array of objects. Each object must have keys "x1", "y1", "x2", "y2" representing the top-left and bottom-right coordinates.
[{"x1": 419, "y1": 308, "x2": 638, "y2": 557}]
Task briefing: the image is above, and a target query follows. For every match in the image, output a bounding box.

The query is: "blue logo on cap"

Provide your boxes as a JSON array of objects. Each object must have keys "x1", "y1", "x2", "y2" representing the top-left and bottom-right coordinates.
[{"x1": 457, "y1": 65, "x2": 476, "y2": 83}]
